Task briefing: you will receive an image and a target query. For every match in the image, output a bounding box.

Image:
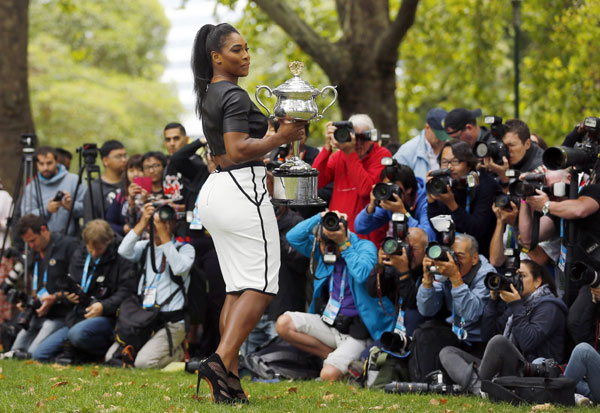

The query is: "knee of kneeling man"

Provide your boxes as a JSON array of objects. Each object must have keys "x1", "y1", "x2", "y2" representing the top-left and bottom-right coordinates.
[
  {"x1": 320, "y1": 365, "x2": 342, "y2": 382},
  {"x1": 275, "y1": 314, "x2": 293, "y2": 336},
  {"x1": 134, "y1": 356, "x2": 156, "y2": 369}
]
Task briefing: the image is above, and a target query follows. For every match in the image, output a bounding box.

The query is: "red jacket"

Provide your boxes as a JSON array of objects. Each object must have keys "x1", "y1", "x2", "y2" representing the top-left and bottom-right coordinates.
[{"x1": 313, "y1": 144, "x2": 391, "y2": 246}]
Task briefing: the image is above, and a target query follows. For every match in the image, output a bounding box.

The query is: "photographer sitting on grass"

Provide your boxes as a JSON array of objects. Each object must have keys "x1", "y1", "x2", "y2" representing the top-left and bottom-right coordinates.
[
  {"x1": 32, "y1": 220, "x2": 136, "y2": 362},
  {"x1": 105, "y1": 201, "x2": 194, "y2": 369},
  {"x1": 277, "y1": 210, "x2": 394, "y2": 381}
]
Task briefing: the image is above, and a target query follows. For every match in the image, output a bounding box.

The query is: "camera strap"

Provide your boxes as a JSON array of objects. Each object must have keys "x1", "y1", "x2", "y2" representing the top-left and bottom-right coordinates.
[
  {"x1": 81, "y1": 253, "x2": 101, "y2": 294},
  {"x1": 451, "y1": 305, "x2": 468, "y2": 342}
]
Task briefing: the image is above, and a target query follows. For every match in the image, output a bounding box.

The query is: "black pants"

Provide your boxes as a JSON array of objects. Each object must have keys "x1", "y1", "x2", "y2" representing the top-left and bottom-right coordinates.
[
  {"x1": 440, "y1": 335, "x2": 525, "y2": 387},
  {"x1": 568, "y1": 286, "x2": 599, "y2": 346}
]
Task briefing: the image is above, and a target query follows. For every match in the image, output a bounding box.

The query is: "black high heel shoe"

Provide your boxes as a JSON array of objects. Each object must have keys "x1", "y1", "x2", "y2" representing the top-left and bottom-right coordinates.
[
  {"x1": 196, "y1": 353, "x2": 233, "y2": 403},
  {"x1": 227, "y1": 372, "x2": 249, "y2": 403}
]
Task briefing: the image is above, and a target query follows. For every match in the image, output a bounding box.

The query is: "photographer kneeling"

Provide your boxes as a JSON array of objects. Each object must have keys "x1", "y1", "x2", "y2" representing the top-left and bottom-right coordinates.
[
  {"x1": 32, "y1": 220, "x2": 136, "y2": 362},
  {"x1": 417, "y1": 234, "x2": 492, "y2": 357},
  {"x1": 439, "y1": 260, "x2": 566, "y2": 394},
  {"x1": 105, "y1": 201, "x2": 194, "y2": 368},
  {"x1": 355, "y1": 159, "x2": 436, "y2": 243},
  {"x1": 277, "y1": 211, "x2": 394, "y2": 381},
  {"x1": 426, "y1": 141, "x2": 498, "y2": 256},
  {"x1": 366, "y1": 227, "x2": 429, "y2": 336}
]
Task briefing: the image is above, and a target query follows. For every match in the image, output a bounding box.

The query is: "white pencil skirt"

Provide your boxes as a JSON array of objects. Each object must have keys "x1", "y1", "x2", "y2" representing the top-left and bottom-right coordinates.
[{"x1": 196, "y1": 164, "x2": 280, "y2": 295}]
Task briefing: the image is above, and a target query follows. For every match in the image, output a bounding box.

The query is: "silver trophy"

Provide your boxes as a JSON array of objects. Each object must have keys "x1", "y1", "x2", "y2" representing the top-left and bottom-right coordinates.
[{"x1": 256, "y1": 61, "x2": 337, "y2": 206}]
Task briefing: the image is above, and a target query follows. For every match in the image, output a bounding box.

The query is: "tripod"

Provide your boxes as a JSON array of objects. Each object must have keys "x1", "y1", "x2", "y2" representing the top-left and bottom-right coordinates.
[
  {"x1": 0, "y1": 134, "x2": 44, "y2": 291},
  {"x1": 64, "y1": 144, "x2": 105, "y2": 235}
]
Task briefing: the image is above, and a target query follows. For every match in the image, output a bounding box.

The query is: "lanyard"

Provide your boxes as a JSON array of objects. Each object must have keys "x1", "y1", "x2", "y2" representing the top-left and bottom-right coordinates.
[
  {"x1": 32, "y1": 258, "x2": 47, "y2": 292},
  {"x1": 145, "y1": 253, "x2": 166, "y2": 289},
  {"x1": 506, "y1": 225, "x2": 515, "y2": 249},
  {"x1": 451, "y1": 304, "x2": 468, "y2": 342},
  {"x1": 465, "y1": 187, "x2": 471, "y2": 214},
  {"x1": 81, "y1": 253, "x2": 101, "y2": 293},
  {"x1": 329, "y1": 268, "x2": 347, "y2": 304}
]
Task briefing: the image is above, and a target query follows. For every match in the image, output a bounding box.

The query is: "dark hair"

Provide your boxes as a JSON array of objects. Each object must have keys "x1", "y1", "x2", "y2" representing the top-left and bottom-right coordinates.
[
  {"x1": 438, "y1": 140, "x2": 479, "y2": 170},
  {"x1": 100, "y1": 140, "x2": 125, "y2": 158},
  {"x1": 17, "y1": 214, "x2": 47, "y2": 237},
  {"x1": 122, "y1": 154, "x2": 143, "y2": 197},
  {"x1": 141, "y1": 151, "x2": 167, "y2": 168},
  {"x1": 35, "y1": 146, "x2": 58, "y2": 162},
  {"x1": 530, "y1": 132, "x2": 548, "y2": 151},
  {"x1": 55, "y1": 147, "x2": 73, "y2": 161},
  {"x1": 191, "y1": 23, "x2": 239, "y2": 116},
  {"x1": 164, "y1": 122, "x2": 186, "y2": 136},
  {"x1": 381, "y1": 162, "x2": 418, "y2": 196},
  {"x1": 504, "y1": 119, "x2": 531, "y2": 144},
  {"x1": 521, "y1": 259, "x2": 557, "y2": 296}
]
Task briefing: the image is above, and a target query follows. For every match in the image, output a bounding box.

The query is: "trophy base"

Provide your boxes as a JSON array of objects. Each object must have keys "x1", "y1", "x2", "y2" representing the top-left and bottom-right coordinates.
[{"x1": 271, "y1": 166, "x2": 325, "y2": 207}]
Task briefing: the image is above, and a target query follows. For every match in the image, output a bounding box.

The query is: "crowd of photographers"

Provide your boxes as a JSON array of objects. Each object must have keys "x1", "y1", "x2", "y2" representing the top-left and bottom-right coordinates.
[{"x1": 1, "y1": 109, "x2": 600, "y2": 406}]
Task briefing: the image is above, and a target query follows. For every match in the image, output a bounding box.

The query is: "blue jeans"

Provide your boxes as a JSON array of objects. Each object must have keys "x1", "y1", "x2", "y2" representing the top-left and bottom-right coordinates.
[
  {"x1": 241, "y1": 315, "x2": 277, "y2": 357},
  {"x1": 11, "y1": 317, "x2": 65, "y2": 355},
  {"x1": 564, "y1": 343, "x2": 600, "y2": 403},
  {"x1": 32, "y1": 317, "x2": 115, "y2": 361}
]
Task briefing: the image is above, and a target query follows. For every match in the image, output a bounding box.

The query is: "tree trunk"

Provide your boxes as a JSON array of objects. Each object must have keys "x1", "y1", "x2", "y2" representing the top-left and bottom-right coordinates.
[{"x1": 0, "y1": 0, "x2": 34, "y2": 192}]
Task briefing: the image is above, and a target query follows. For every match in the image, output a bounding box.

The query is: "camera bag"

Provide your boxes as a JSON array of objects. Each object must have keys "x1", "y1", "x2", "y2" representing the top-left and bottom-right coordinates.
[
  {"x1": 481, "y1": 376, "x2": 576, "y2": 406},
  {"x1": 408, "y1": 320, "x2": 459, "y2": 381}
]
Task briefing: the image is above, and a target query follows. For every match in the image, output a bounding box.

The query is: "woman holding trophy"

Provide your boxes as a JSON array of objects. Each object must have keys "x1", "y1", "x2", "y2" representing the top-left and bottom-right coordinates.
[{"x1": 191, "y1": 23, "x2": 307, "y2": 403}]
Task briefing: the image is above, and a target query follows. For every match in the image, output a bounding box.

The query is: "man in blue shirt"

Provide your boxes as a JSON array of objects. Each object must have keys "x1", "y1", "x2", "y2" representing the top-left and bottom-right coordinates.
[{"x1": 277, "y1": 211, "x2": 394, "y2": 381}]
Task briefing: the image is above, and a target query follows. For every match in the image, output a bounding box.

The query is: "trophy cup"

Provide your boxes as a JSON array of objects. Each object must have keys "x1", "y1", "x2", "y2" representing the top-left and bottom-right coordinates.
[{"x1": 256, "y1": 61, "x2": 337, "y2": 206}]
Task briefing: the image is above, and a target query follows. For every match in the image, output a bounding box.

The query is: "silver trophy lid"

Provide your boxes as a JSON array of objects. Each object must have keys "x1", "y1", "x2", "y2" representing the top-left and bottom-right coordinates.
[{"x1": 272, "y1": 62, "x2": 319, "y2": 95}]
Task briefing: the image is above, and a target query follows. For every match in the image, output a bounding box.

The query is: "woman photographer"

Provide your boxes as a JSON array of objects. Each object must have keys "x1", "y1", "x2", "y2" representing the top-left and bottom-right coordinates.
[
  {"x1": 426, "y1": 140, "x2": 498, "y2": 256},
  {"x1": 439, "y1": 260, "x2": 567, "y2": 392},
  {"x1": 191, "y1": 23, "x2": 306, "y2": 403},
  {"x1": 105, "y1": 154, "x2": 144, "y2": 236}
]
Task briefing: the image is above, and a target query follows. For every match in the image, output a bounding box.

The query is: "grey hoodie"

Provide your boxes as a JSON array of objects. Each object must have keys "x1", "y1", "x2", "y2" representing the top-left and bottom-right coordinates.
[{"x1": 20, "y1": 164, "x2": 87, "y2": 235}]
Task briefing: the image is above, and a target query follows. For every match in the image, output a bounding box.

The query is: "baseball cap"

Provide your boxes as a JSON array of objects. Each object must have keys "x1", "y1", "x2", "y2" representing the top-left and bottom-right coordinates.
[
  {"x1": 426, "y1": 108, "x2": 450, "y2": 141},
  {"x1": 443, "y1": 108, "x2": 483, "y2": 133}
]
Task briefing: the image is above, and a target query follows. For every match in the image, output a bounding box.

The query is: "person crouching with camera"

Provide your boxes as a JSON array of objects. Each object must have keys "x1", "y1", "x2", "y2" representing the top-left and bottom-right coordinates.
[
  {"x1": 10, "y1": 214, "x2": 80, "y2": 357},
  {"x1": 439, "y1": 260, "x2": 567, "y2": 395},
  {"x1": 276, "y1": 211, "x2": 395, "y2": 381},
  {"x1": 105, "y1": 201, "x2": 194, "y2": 368},
  {"x1": 32, "y1": 220, "x2": 136, "y2": 362},
  {"x1": 417, "y1": 234, "x2": 493, "y2": 358}
]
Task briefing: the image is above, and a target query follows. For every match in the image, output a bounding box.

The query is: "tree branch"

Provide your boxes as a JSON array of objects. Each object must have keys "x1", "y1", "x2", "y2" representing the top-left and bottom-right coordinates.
[
  {"x1": 375, "y1": 0, "x2": 420, "y2": 65},
  {"x1": 253, "y1": 0, "x2": 345, "y2": 77}
]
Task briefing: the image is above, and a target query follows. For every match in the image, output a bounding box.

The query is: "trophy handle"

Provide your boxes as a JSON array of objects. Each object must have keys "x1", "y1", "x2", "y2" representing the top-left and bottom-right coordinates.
[
  {"x1": 255, "y1": 85, "x2": 273, "y2": 117},
  {"x1": 318, "y1": 86, "x2": 338, "y2": 119}
]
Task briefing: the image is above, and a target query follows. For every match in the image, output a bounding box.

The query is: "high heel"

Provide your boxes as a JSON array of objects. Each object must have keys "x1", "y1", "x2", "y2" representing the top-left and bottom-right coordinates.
[
  {"x1": 227, "y1": 372, "x2": 249, "y2": 403},
  {"x1": 196, "y1": 353, "x2": 233, "y2": 403}
]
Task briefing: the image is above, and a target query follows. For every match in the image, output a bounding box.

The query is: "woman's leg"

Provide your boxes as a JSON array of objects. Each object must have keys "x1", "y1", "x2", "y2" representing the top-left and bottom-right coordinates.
[
  {"x1": 439, "y1": 346, "x2": 481, "y2": 389},
  {"x1": 216, "y1": 290, "x2": 273, "y2": 375},
  {"x1": 478, "y1": 335, "x2": 525, "y2": 380}
]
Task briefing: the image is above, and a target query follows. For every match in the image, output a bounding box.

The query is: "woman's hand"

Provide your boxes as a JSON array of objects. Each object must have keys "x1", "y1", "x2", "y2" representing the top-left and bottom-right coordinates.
[
  {"x1": 277, "y1": 119, "x2": 307, "y2": 145},
  {"x1": 499, "y1": 283, "x2": 521, "y2": 303}
]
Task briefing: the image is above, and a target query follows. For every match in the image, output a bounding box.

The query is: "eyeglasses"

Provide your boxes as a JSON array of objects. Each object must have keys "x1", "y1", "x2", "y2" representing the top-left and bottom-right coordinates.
[
  {"x1": 109, "y1": 154, "x2": 128, "y2": 160},
  {"x1": 143, "y1": 163, "x2": 162, "y2": 171},
  {"x1": 440, "y1": 159, "x2": 463, "y2": 167}
]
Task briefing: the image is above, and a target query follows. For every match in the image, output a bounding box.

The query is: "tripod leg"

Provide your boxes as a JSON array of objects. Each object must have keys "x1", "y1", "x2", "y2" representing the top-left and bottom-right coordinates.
[{"x1": 64, "y1": 166, "x2": 84, "y2": 235}]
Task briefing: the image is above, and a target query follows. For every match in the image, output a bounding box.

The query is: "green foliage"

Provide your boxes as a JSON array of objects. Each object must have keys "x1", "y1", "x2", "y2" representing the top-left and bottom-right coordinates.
[
  {"x1": 219, "y1": 0, "x2": 600, "y2": 147},
  {"x1": 1, "y1": 359, "x2": 588, "y2": 412},
  {"x1": 28, "y1": 0, "x2": 182, "y2": 155}
]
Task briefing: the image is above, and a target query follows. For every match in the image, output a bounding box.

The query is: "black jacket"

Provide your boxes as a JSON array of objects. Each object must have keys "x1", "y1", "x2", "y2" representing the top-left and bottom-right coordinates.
[
  {"x1": 65, "y1": 240, "x2": 136, "y2": 326},
  {"x1": 28, "y1": 233, "x2": 80, "y2": 319},
  {"x1": 512, "y1": 143, "x2": 544, "y2": 173},
  {"x1": 366, "y1": 264, "x2": 422, "y2": 312}
]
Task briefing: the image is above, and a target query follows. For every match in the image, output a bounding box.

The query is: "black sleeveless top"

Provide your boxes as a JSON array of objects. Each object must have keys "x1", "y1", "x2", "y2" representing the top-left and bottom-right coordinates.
[{"x1": 201, "y1": 81, "x2": 268, "y2": 156}]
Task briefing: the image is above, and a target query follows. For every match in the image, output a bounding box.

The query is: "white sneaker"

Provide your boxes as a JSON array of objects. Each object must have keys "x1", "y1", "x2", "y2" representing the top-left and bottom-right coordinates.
[{"x1": 575, "y1": 393, "x2": 593, "y2": 407}]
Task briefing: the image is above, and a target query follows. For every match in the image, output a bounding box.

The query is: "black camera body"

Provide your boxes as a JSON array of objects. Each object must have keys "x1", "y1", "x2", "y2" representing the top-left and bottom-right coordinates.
[
  {"x1": 20, "y1": 133, "x2": 37, "y2": 148},
  {"x1": 380, "y1": 331, "x2": 412, "y2": 354},
  {"x1": 319, "y1": 212, "x2": 348, "y2": 265},
  {"x1": 494, "y1": 192, "x2": 520, "y2": 209},
  {"x1": 321, "y1": 211, "x2": 346, "y2": 232},
  {"x1": 473, "y1": 116, "x2": 509, "y2": 165},
  {"x1": 570, "y1": 261, "x2": 600, "y2": 288},
  {"x1": 544, "y1": 117, "x2": 600, "y2": 171},
  {"x1": 509, "y1": 173, "x2": 550, "y2": 198},
  {"x1": 332, "y1": 121, "x2": 354, "y2": 143},
  {"x1": 54, "y1": 190, "x2": 65, "y2": 202},
  {"x1": 425, "y1": 242, "x2": 456, "y2": 263},
  {"x1": 373, "y1": 182, "x2": 402, "y2": 203},
  {"x1": 381, "y1": 213, "x2": 410, "y2": 257},
  {"x1": 523, "y1": 358, "x2": 562, "y2": 378},
  {"x1": 484, "y1": 267, "x2": 523, "y2": 294},
  {"x1": 426, "y1": 168, "x2": 452, "y2": 195},
  {"x1": 152, "y1": 201, "x2": 177, "y2": 222},
  {"x1": 77, "y1": 143, "x2": 99, "y2": 165}
]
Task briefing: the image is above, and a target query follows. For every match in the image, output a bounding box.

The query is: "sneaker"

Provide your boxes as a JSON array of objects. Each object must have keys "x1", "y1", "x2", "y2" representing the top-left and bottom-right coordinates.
[{"x1": 575, "y1": 393, "x2": 593, "y2": 407}]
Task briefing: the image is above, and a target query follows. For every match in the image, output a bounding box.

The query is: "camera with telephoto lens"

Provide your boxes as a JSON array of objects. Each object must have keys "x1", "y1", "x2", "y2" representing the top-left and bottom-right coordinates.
[
  {"x1": 484, "y1": 249, "x2": 523, "y2": 293},
  {"x1": 523, "y1": 358, "x2": 561, "y2": 378},
  {"x1": 426, "y1": 216, "x2": 456, "y2": 276},
  {"x1": 332, "y1": 121, "x2": 354, "y2": 143},
  {"x1": 508, "y1": 173, "x2": 550, "y2": 198},
  {"x1": 319, "y1": 212, "x2": 348, "y2": 265},
  {"x1": 543, "y1": 117, "x2": 600, "y2": 171},
  {"x1": 385, "y1": 370, "x2": 463, "y2": 395},
  {"x1": 570, "y1": 261, "x2": 600, "y2": 288},
  {"x1": 494, "y1": 191, "x2": 520, "y2": 209},
  {"x1": 321, "y1": 211, "x2": 346, "y2": 232},
  {"x1": 426, "y1": 169, "x2": 477, "y2": 196},
  {"x1": 373, "y1": 182, "x2": 402, "y2": 203},
  {"x1": 380, "y1": 331, "x2": 412, "y2": 354},
  {"x1": 381, "y1": 213, "x2": 410, "y2": 257},
  {"x1": 20, "y1": 133, "x2": 37, "y2": 148},
  {"x1": 473, "y1": 116, "x2": 509, "y2": 165},
  {"x1": 77, "y1": 143, "x2": 98, "y2": 165},
  {"x1": 152, "y1": 201, "x2": 178, "y2": 222}
]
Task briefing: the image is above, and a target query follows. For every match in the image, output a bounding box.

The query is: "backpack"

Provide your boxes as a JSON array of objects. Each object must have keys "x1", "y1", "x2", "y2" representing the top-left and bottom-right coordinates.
[
  {"x1": 240, "y1": 337, "x2": 323, "y2": 380},
  {"x1": 481, "y1": 376, "x2": 576, "y2": 406},
  {"x1": 408, "y1": 320, "x2": 459, "y2": 381}
]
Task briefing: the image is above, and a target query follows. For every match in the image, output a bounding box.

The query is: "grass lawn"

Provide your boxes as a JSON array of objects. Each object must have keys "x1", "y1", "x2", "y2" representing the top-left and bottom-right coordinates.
[{"x1": 0, "y1": 359, "x2": 593, "y2": 412}]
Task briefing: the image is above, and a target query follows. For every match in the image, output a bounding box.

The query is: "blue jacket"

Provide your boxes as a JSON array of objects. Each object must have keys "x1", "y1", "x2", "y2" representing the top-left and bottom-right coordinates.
[
  {"x1": 286, "y1": 213, "x2": 395, "y2": 340},
  {"x1": 481, "y1": 294, "x2": 568, "y2": 362},
  {"x1": 393, "y1": 130, "x2": 432, "y2": 180},
  {"x1": 416, "y1": 255, "x2": 493, "y2": 343},
  {"x1": 354, "y1": 177, "x2": 436, "y2": 241}
]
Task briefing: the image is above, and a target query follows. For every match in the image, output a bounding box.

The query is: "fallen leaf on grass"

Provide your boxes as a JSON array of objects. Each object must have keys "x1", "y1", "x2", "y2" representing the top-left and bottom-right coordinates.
[
  {"x1": 128, "y1": 381, "x2": 135, "y2": 385},
  {"x1": 439, "y1": 398, "x2": 448, "y2": 405},
  {"x1": 113, "y1": 382, "x2": 123, "y2": 387},
  {"x1": 430, "y1": 399, "x2": 440, "y2": 406},
  {"x1": 164, "y1": 396, "x2": 171, "y2": 401},
  {"x1": 75, "y1": 366, "x2": 83, "y2": 371},
  {"x1": 103, "y1": 393, "x2": 111, "y2": 398},
  {"x1": 25, "y1": 360, "x2": 41, "y2": 366},
  {"x1": 0, "y1": 374, "x2": 4, "y2": 380},
  {"x1": 46, "y1": 396, "x2": 57, "y2": 401},
  {"x1": 0, "y1": 366, "x2": 3, "y2": 373},
  {"x1": 322, "y1": 392, "x2": 335, "y2": 402},
  {"x1": 72, "y1": 384, "x2": 82, "y2": 392},
  {"x1": 368, "y1": 406, "x2": 384, "y2": 410},
  {"x1": 347, "y1": 385, "x2": 358, "y2": 393},
  {"x1": 140, "y1": 383, "x2": 149, "y2": 387},
  {"x1": 50, "y1": 363, "x2": 69, "y2": 371},
  {"x1": 318, "y1": 403, "x2": 327, "y2": 408},
  {"x1": 386, "y1": 405, "x2": 400, "y2": 410},
  {"x1": 36, "y1": 401, "x2": 43, "y2": 408},
  {"x1": 116, "y1": 392, "x2": 123, "y2": 397},
  {"x1": 286, "y1": 387, "x2": 298, "y2": 394},
  {"x1": 51, "y1": 381, "x2": 68, "y2": 388},
  {"x1": 49, "y1": 377, "x2": 60, "y2": 381},
  {"x1": 187, "y1": 384, "x2": 195, "y2": 389},
  {"x1": 91, "y1": 370, "x2": 99, "y2": 377},
  {"x1": 531, "y1": 404, "x2": 553, "y2": 411}
]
